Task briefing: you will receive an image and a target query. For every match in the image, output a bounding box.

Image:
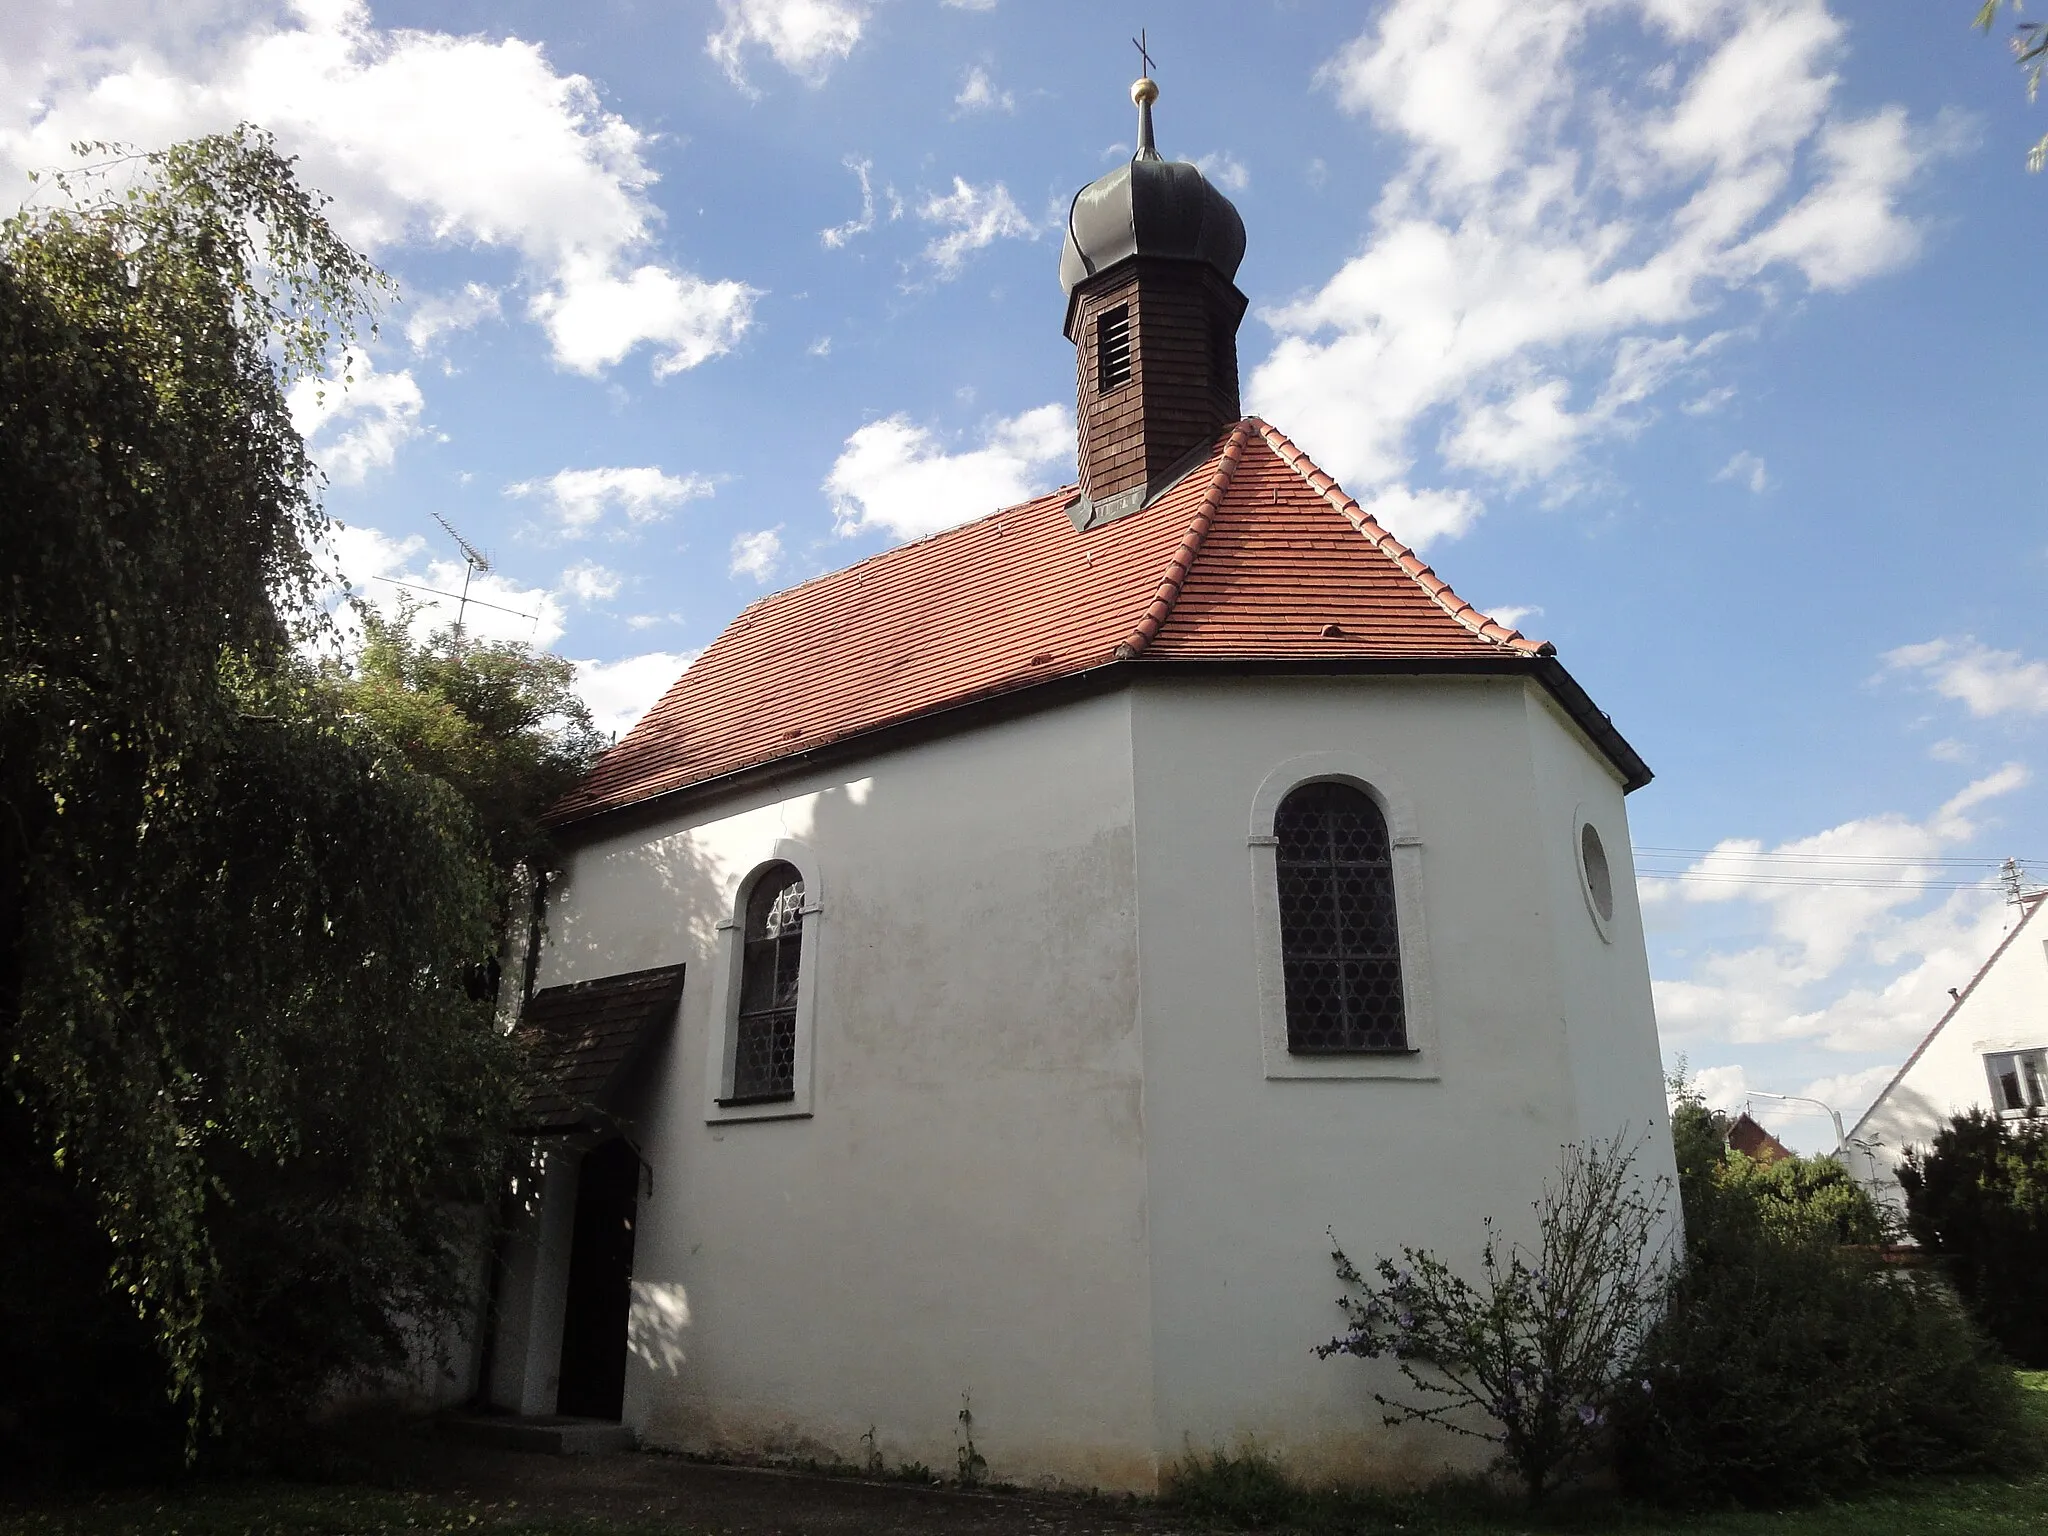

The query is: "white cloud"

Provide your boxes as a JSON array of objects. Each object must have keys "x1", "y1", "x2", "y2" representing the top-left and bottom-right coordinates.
[
  {"x1": 1885, "y1": 638, "x2": 2048, "y2": 718},
  {"x1": 827, "y1": 404, "x2": 1072, "y2": 542},
  {"x1": 1795, "y1": 1064, "x2": 1902, "y2": 1127},
  {"x1": 403, "y1": 282, "x2": 501, "y2": 353},
  {"x1": 941, "y1": 0, "x2": 997, "y2": 9},
  {"x1": 1649, "y1": 766, "x2": 2030, "y2": 1054},
  {"x1": 1356, "y1": 484, "x2": 1487, "y2": 549},
  {"x1": 1249, "y1": 0, "x2": 1938, "y2": 540},
  {"x1": 4, "y1": 1, "x2": 758, "y2": 379},
  {"x1": 955, "y1": 66, "x2": 1014, "y2": 114},
  {"x1": 1487, "y1": 603, "x2": 1544, "y2": 630},
  {"x1": 529, "y1": 256, "x2": 756, "y2": 378},
  {"x1": 706, "y1": 0, "x2": 868, "y2": 93},
  {"x1": 729, "y1": 526, "x2": 784, "y2": 582},
  {"x1": 1688, "y1": 1063, "x2": 1750, "y2": 1112},
  {"x1": 1192, "y1": 152, "x2": 1249, "y2": 193},
  {"x1": 919, "y1": 178, "x2": 1036, "y2": 276},
  {"x1": 1714, "y1": 450, "x2": 1769, "y2": 493},
  {"x1": 287, "y1": 352, "x2": 424, "y2": 485},
  {"x1": 561, "y1": 561, "x2": 622, "y2": 603},
  {"x1": 324, "y1": 521, "x2": 565, "y2": 648},
  {"x1": 821, "y1": 155, "x2": 889, "y2": 249},
  {"x1": 575, "y1": 650, "x2": 696, "y2": 739},
  {"x1": 507, "y1": 467, "x2": 716, "y2": 538}
]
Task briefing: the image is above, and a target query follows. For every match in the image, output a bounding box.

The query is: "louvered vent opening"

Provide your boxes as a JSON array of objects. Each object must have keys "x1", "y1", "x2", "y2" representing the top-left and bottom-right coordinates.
[
  {"x1": 1210, "y1": 315, "x2": 1235, "y2": 398},
  {"x1": 1096, "y1": 304, "x2": 1132, "y2": 393}
]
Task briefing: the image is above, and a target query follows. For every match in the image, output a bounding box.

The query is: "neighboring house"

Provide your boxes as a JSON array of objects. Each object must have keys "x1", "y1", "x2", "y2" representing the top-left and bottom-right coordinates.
[
  {"x1": 1850, "y1": 890, "x2": 2048, "y2": 1210},
  {"x1": 1726, "y1": 1112, "x2": 1792, "y2": 1164},
  {"x1": 477, "y1": 80, "x2": 1676, "y2": 1492}
]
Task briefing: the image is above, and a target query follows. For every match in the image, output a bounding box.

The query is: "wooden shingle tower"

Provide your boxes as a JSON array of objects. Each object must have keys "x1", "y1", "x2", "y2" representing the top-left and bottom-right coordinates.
[{"x1": 1060, "y1": 73, "x2": 1248, "y2": 530}]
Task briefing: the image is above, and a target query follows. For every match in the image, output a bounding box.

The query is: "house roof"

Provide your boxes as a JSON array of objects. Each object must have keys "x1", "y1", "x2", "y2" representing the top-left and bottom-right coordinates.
[
  {"x1": 516, "y1": 963, "x2": 685, "y2": 1132},
  {"x1": 552, "y1": 417, "x2": 1649, "y2": 826},
  {"x1": 1726, "y1": 1112, "x2": 1793, "y2": 1164},
  {"x1": 1848, "y1": 891, "x2": 2048, "y2": 1144}
]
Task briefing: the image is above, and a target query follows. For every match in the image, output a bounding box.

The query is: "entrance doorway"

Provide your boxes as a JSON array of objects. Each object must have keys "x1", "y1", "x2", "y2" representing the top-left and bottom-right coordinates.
[{"x1": 555, "y1": 1137, "x2": 640, "y2": 1419}]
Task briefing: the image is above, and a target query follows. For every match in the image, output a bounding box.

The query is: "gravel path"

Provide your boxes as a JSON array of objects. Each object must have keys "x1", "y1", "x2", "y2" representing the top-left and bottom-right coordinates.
[{"x1": 384, "y1": 1438, "x2": 1201, "y2": 1536}]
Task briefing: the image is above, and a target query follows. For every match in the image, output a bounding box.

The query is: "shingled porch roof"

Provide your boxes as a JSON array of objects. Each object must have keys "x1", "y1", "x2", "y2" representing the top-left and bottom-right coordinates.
[{"x1": 553, "y1": 418, "x2": 1648, "y2": 825}]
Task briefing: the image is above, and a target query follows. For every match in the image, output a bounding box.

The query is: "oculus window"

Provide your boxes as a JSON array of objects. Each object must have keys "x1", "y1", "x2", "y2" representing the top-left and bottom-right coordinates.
[{"x1": 1275, "y1": 781, "x2": 1409, "y2": 1054}]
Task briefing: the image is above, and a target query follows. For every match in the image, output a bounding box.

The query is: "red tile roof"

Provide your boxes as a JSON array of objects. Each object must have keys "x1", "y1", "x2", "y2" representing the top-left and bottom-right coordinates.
[
  {"x1": 1726, "y1": 1112, "x2": 1794, "y2": 1165},
  {"x1": 554, "y1": 417, "x2": 1642, "y2": 825}
]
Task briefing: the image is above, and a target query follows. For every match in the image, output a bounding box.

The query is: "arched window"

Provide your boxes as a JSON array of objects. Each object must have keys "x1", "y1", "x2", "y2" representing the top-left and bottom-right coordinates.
[
  {"x1": 730, "y1": 863, "x2": 804, "y2": 1102},
  {"x1": 1275, "y1": 781, "x2": 1408, "y2": 1054}
]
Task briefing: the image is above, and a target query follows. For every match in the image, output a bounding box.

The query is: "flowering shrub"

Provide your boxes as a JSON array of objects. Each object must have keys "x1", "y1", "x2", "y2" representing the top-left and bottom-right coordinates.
[{"x1": 1315, "y1": 1132, "x2": 1671, "y2": 1501}]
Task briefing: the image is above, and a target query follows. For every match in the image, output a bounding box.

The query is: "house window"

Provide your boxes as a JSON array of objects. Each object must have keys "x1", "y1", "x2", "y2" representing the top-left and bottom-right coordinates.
[
  {"x1": 1096, "y1": 304, "x2": 1132, "y2": 392},
  {"x1": 1985, "y1": 1048, "x2": 2048, "y2": 1117},
  {"x1": 727, "y1": 863, "x2": 804, "y2": 1104},
  {"x1": 1275, "y1": 781, "x2": 1409, "y2": 1054}
]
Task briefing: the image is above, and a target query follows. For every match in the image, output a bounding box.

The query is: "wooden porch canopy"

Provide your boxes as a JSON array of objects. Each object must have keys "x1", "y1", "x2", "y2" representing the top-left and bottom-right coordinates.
[{"x1": 515, "y1": 964, "x2": 685, "y2": 1134}]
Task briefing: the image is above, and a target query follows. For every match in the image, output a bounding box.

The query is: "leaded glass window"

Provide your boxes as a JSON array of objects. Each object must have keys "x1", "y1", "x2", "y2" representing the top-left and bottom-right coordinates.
[
  {"x1": 1275, "y1": 782, "x2": 1408, "y2": 1054},
  {"x1": 730, "y1": 863, "x2": 804, "y2": 1101}
]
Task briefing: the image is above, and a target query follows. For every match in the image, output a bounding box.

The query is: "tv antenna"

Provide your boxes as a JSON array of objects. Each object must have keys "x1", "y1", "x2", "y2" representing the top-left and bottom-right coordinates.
[
  {"x1": 434, "y1": 513, "x2": 492, "y2": 641},
  {"x1": 367, "y1": 514, "x2": 538, "y2": 644}
]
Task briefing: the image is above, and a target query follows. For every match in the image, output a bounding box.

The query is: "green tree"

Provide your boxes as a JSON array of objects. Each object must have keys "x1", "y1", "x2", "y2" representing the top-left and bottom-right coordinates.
[
  {"x1": 1664, "y1": 1070, "x2": 1885, "y2": 1249},
  {"x1": 0, "y1": 131, "x2": 523, "y2": 1457},
  {"x1": 323, "y1": 603, "x2": 605, "y2": 929},
  {"x1": 1976, "y1": 1, "x2": 2048, "y2": 169}
]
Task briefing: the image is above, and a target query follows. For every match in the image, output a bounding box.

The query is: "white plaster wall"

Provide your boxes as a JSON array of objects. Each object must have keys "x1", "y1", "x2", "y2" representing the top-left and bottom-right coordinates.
[
  {"x1": 486, "y1": 1147, "x2": 582, "y2": 1416},
  {"x1": 1854, "y1": 897, "x2": 2048, "y2": 1206},
  {"x1": 532, "y1": 691, "x2": 1159, "y2": 1490},
  {"x1": 1517, "y1": 689, "x2": 1676, "y2": 1160},
  {"x1": 1126, "y1": 676, "x2": 1672, "y2": 1487}
]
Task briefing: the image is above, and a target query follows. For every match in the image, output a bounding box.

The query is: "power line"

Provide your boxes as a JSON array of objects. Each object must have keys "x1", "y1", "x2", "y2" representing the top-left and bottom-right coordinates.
[
  {"x1": 1635, "y1": 846, "x2": 2029, "y2": 867},
  {"x1": 1637, "y1": 871, "x2": 2002, "y2": 892}
]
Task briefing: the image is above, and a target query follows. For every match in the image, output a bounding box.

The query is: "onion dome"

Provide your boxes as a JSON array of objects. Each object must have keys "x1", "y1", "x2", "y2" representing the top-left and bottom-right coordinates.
[{"x1": 1059, "y1": 77, "x2": 1246, "y2": 296}]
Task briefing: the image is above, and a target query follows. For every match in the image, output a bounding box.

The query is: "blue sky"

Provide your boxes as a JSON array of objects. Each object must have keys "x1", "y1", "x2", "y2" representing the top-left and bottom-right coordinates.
[{"x1": 8, "y1": 0, "x2": 2046, "y2": 1151}]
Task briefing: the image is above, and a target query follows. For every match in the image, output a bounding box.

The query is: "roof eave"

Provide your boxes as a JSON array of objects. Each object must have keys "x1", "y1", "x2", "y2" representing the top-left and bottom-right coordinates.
[{"x1": 548, "y1": 651, "x2": 1651, "y2": 837}]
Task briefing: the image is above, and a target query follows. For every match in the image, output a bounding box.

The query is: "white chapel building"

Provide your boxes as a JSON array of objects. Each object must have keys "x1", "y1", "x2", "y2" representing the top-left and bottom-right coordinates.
[{"x1": 481, "y1": 80, "x2": 1676, "y2": 1491}]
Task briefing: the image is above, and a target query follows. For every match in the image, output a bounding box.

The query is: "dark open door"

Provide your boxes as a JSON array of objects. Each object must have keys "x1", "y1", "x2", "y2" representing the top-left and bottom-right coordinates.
[{"x1": 555, "y1": 1137, "x2": 640, "y2": 1420}]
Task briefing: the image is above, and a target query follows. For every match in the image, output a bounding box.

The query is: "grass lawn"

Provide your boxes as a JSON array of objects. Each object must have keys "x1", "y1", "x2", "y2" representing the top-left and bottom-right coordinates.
[{"x1": 4, "y1": 1375, "x2": 2044, "y2": 1536}]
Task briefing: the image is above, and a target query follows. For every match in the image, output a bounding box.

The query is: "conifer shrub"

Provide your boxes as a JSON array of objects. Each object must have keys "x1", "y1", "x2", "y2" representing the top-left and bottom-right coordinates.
[
  {"x1": 1613, "y1": 1089, "x2": 2035, "y2": 1506},
  {"x1": 1899, "y1": 1110, "x2": 2048, "y2": 1367},
  {"x1": 1612, "y1": 1220, "x2": 2031, "y2": 1505}
]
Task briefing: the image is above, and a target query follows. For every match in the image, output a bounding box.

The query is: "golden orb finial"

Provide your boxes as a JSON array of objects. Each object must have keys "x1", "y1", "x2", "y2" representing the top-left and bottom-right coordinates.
[{"x1": 1131, "y1": 76, "x2": 1158, "y2": 107}]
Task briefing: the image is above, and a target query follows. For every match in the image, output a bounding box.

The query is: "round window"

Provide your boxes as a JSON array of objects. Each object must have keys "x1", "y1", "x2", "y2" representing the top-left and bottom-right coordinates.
[{"x1": 1581, "y1": 822, "x2": 1615, "y2": 925}]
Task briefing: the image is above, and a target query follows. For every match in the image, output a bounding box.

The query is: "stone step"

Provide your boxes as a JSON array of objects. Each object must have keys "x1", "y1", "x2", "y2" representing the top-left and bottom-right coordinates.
[{"x1": 440, "y1": 1413, "x2": 637, "y2": 1456}]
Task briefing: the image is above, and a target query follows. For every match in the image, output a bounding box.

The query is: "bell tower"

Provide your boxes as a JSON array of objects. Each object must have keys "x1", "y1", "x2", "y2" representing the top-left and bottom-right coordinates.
[{"x1": 1060, "y1": 73, "x2": 1248, "y2": 529}]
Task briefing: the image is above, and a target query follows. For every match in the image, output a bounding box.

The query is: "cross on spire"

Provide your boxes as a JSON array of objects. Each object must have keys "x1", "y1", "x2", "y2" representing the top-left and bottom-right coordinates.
[{"x1": 1132, "y1": 29, "x2": 1155, "y2": 79}]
